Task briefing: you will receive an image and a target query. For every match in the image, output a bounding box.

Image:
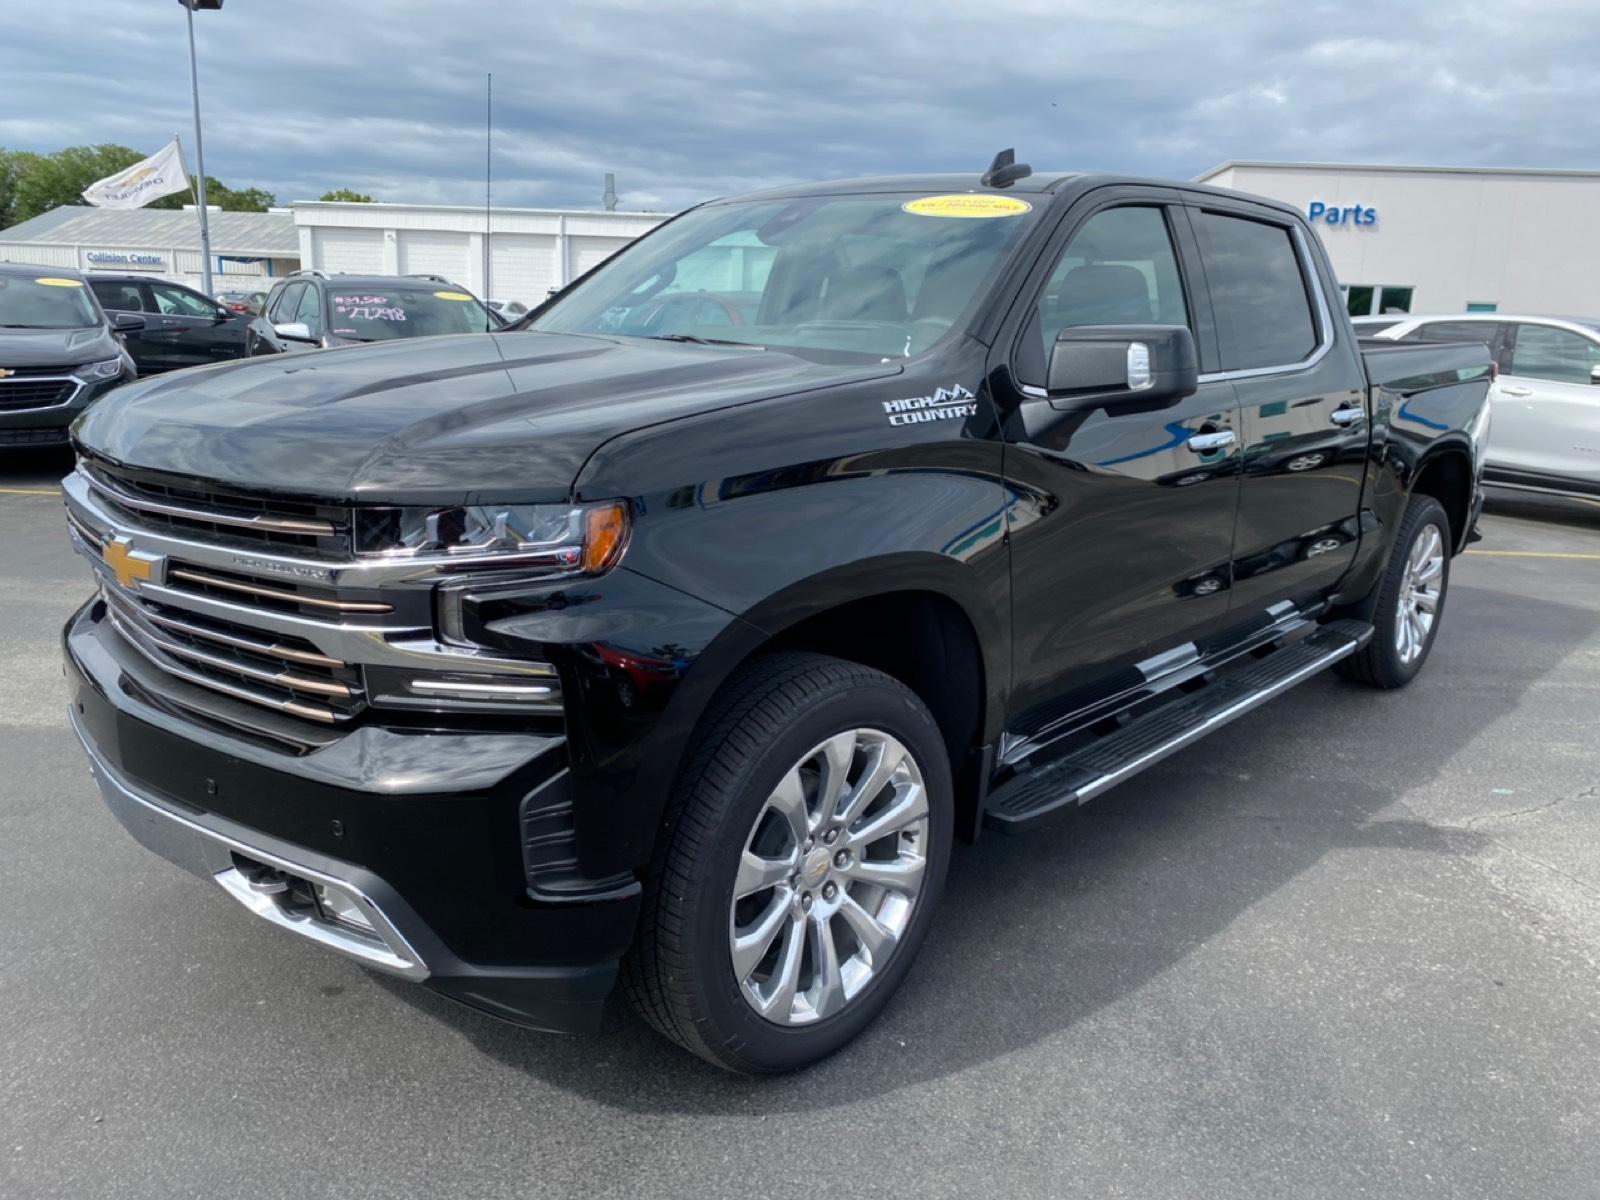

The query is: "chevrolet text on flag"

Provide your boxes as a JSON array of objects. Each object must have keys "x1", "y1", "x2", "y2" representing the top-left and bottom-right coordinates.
[{"x1": 81, "y1": 140, "x2": 190, "y2": 209}]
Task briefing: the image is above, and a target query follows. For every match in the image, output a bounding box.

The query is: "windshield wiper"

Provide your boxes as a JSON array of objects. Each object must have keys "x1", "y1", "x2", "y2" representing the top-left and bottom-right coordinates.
[{"x1": 644, "y1": 333, "x2": 765, "y2": 350}]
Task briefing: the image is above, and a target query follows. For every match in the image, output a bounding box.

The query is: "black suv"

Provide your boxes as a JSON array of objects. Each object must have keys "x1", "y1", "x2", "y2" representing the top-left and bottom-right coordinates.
[
  {"x1": 87, "y1": 273, "x2": 253, "y2": 375},
  {"x1": 0, "y1": 263, "x2": 138, "y2": 449},
  {"x1": 247, "y1": 271, "x2": 501, "y2": 355}
]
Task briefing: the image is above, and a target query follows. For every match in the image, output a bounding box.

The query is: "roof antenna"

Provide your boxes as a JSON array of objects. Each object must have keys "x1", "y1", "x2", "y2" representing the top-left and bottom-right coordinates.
[{"x1": 981, "y1": 147, "x2": 1032, "y2": 188}]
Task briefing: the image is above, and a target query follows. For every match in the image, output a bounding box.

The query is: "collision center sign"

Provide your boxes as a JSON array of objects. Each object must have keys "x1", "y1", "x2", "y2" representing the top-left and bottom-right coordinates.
[{"x1": 86, "y1": 251, "x2": 166, "y2": 269}]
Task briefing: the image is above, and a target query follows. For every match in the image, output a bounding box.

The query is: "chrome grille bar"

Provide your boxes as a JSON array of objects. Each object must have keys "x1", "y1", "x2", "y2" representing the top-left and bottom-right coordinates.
[
  {"x1": 129, "y1": 602, "x2": 345, "y2": 669},
  {"x1": 104, "y1": 604, "x2": 343, "y2": 724},
  {"x1": 168, "y1": 567, "x2": 393, "y2": 614},
  {"x1": 81, "y1": 461, "x2": 338, "y2": 536}
]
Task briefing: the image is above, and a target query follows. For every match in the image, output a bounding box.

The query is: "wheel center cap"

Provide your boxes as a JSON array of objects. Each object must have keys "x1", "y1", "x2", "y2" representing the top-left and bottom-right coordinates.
[{"x1": 802, "y1": 847, "x2": 832, "y2": 887}]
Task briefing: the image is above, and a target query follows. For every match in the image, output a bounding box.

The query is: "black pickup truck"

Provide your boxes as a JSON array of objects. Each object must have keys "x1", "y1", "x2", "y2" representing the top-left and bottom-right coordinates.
[{"x1": 61, "y1": 156, "x2": 1493, "y2": 1073}]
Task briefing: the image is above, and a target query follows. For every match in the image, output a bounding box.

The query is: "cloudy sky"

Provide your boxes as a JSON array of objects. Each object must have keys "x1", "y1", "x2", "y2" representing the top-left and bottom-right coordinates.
[{"x1": 4, "y1": 0, "x2": 1595, "y2": 212}]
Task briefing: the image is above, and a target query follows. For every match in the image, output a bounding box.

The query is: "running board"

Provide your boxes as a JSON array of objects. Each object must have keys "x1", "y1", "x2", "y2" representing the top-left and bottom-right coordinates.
[{"x1": 983, "y1": 619, "x2": 1374, "y2": 834}]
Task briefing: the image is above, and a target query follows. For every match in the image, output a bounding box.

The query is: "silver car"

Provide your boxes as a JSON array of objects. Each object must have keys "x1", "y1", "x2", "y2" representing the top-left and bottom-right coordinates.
[{"x1": 1361, "y1": 313, "x2": 1600, "y2": 500}]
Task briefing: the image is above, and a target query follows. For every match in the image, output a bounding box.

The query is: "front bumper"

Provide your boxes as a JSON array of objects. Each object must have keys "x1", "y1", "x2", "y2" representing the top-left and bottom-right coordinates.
[{"x1": 65, "y1": 599, "x2": 639, "y2": 1034}]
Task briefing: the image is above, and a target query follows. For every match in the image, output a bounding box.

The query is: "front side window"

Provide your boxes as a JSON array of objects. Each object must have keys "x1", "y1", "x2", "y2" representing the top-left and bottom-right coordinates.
[
  {"x1": 531, "y1": 193, "x2": 1043, "y2": 362},
  {"x1": 1195, "y1": 212, "x2": 1319, "y2": 371},
  {"x1": 149, "y1": 283, "x2": 218, "y2": 318},
  {"x1": 1507, "y1": 324, "x2": 1600, "y2": 385},
  {"x1": 0, "y1": 274, "x2": 100, "y2": 328},
  {"x1": 1016, "y1": 206, "x2": 1189, "y2": 387},
  {"x1": 294, "y1": 284, "x2": 323, "y2": 333}
]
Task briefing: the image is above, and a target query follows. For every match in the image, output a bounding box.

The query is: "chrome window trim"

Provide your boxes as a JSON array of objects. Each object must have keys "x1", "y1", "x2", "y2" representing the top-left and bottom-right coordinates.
[
  {"x1": 0, "y1": 375, "x2": 82, "y2": 413},
  {"x1": 1194, "y1": 222, "x2": 1335, "y2": 384}
]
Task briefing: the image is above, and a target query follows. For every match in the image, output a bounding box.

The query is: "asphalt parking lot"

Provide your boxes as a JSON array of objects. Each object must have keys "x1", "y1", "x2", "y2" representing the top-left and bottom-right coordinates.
[{"x1": 3, "y1": 449, "x2": 1598, "y2": 1200}]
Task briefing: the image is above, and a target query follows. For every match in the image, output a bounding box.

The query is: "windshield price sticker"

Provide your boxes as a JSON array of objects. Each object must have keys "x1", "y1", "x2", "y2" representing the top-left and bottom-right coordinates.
[
  {"x1": 34, "y1": 277, "x2": 85, "y2": 287},
  {"x1": 334, "y1": 296, "x2": 405, "y2": 321},
  {"x1": 902, "y1": 195, "x2": 1032, "y2": 219},
  {"x1": 434, "y1": 290, "x2": 473, "y2": 301}
]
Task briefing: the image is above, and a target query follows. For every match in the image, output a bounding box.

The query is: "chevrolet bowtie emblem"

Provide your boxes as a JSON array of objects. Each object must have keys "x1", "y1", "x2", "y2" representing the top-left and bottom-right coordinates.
[
  {"x1": 0, "y1": 368, "x2": 15, "y2": 380},
  {"x1": 102, "y1": 537, "x2": 164, "y2": 591}
]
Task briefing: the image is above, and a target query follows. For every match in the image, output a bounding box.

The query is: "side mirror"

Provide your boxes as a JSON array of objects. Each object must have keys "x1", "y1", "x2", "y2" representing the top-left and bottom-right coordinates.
[
  {"x1": 112, "y1": 312, "x2": 145, "y2": 333},
  {"x1": 1590, "y1": 364, "x2": 1600, "y2": 386},
  {"x1": 273, "y1": 321, "x2": 315, "y2": 342},
  {"x1": 1046, "y1": 325, "x2": 1198, "y2": 409}
]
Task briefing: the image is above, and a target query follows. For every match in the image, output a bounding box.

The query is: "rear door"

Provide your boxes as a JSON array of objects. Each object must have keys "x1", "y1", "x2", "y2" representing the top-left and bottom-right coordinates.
[
  {"x1": 1188, "y1": 201, "x2": 1370, "y2": 617},
  {"x1": 88, "y1": 279, "x2": 161, "y2": 372},
  {"x1": 998, "y1": 190, "x2": 1244, "y2": 731},
  {"x1": 146, "y1": 281, "x2": 245, "y2": 370},
  {"x1": 1492, "y1": 321, "x2": 1600, "y2": 490}
]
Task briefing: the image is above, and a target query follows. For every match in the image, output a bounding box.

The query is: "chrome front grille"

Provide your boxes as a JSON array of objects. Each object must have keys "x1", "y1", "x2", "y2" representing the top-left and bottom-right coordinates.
[
  {"x1": 102, "y1": 586, "x2": 364, "y2": 724},
  {"x1": 79, "y1": 457, "x2": 353, "y2": 558},
  {"x1": 63, "y1": 466, "x2": 564, "y2": 745}
]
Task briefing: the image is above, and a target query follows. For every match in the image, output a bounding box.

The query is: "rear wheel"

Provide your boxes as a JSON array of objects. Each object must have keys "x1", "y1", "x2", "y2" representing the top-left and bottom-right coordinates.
[
  {"x1": 1335, "y1": 493, "x2": 1451, "y2": 689},
  {"x1": 621, "y1": 653, "x2": 952, "y2": 1073}
]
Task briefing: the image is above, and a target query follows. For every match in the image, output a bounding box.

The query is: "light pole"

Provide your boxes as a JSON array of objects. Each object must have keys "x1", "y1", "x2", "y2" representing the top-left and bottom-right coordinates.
[{"x1": 178, "y1": 0, "x2": 222, "y2": 297}]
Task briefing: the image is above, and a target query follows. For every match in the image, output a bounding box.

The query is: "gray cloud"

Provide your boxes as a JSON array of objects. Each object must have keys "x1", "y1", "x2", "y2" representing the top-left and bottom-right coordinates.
[{"x1": 3, "y1": 0, "x2": 1596, "y2": 213}]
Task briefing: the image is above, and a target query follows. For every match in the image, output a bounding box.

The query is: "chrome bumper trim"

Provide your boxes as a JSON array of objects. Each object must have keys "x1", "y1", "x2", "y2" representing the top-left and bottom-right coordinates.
[{"x1": 70, "y1": 706, "x2": 429, "y2": 980}]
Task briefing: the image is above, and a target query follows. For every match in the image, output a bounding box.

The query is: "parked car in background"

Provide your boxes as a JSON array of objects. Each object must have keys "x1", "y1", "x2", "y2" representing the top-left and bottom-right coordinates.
[
  {"x1": 0, "y1": 262, "x2": 137, "y2": 449},
  {"x1": 486, "y1": 298, "x2": 529, "y2": 316},
  {"x1": 1365, "y1": 313, "x2": 1600, "y2": 499},
  {"x1": 247, "y1": 270, "x2": 501, "y2": 355},
  {"x1": 216, "y1": 289, "x2": 268, "y2": 315},
  {"x1": 88, "y1": 273, "x2": 252, "y2": 375}
]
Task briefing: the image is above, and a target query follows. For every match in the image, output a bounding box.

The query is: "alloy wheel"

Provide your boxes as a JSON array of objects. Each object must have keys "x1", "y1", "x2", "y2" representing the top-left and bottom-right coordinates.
[{"x1": 1394, "y1": 521, "x2": 1444, "y2": 665}]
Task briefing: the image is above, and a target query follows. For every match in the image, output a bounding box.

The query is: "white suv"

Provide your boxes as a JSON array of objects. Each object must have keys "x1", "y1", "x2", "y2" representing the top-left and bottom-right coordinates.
[{"x1": 1361, "y1": 313, "x2": 1600, "y2": 500}]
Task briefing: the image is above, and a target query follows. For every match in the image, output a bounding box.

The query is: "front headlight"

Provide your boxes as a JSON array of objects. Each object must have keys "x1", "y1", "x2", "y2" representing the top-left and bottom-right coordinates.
[
  {"x1": 74, "y1": 357, "x2": 123, "y2": 382},
  {"x1": 353, "y1": 500, "x2": 629, "y2": 575}
]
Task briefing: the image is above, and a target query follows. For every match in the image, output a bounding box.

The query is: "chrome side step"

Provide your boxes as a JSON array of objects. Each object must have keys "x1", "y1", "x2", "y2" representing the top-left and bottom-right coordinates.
[{"x1": 983, "y1": 619, "x2": 1373, "y2": 834}]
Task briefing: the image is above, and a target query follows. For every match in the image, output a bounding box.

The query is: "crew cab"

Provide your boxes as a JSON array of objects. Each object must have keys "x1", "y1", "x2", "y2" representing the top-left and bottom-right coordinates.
[{"x1": 61, "y1": 156, "x2": 1492, "y2": 1073}]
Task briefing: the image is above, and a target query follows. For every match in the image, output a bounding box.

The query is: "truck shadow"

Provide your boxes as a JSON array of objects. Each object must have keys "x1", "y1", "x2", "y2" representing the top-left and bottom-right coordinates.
[{"x1": 369, "y1": 580, "x2": 1594, "y2": 1112}]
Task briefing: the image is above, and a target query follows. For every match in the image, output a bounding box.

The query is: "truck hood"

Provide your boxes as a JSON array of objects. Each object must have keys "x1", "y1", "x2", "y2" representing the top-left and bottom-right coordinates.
[
  {"x1": 0, "y1": 324, "x2": 121, "y2": 368},
  {"x1": 73, "y1": 331, "x2": 899, "y2": 502}
]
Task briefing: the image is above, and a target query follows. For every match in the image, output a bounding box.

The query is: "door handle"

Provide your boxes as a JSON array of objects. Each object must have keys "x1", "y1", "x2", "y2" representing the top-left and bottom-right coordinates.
[
  {"x1": 1329, "y1": 406, "x2": 1364, "y2": 426},
  {"x1": 1499, "y1": 386, "x2": 1533, "y2": 398},
  {"x1": 1186, "y1": 430, "x2": 1236, "y2": 453}
]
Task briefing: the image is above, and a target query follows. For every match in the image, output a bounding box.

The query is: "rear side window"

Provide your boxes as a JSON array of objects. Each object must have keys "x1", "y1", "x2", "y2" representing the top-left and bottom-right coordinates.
[
  {"x1": 90, "y1": 280, "x2": 146, "y2": 312},
  {"x1": 1507, "y1": 324, "x2": 1600, "y2": 385},
  {"x1": 268, "y1": 283, "x2": 302, "y2": 322},
  {"x1": 1194, "y1": 212, "x2": 1319, "y2": 371}
]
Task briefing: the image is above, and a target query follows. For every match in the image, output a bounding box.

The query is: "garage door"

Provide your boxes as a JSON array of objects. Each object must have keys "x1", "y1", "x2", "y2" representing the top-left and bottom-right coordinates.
[
  {"x1": 397, "y1": 231, "x2": 472, "y2": 285},
  {"x1": 311, "y1": 228, "x2": 386, "y2": 275},
  {"x1": 489, "y1": 234, "x2": 557, "y2": 308},
  {"x1": 568, "y1": 236, "x2": 629, "y2": 279}
]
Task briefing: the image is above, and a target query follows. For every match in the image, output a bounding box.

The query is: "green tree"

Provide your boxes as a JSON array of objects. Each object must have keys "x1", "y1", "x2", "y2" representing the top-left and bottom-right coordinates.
[
  {"x1": 319, "y1": 188, "x2": 374, "y2": 203},
  {"x1": 0, "y1": 144, "x2": 275, "y2": 228}
]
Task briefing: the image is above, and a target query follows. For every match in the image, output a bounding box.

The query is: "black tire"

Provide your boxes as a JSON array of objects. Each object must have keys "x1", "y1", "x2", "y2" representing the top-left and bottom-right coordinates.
[
  {"x1": 1335, "y1": 493, "x2": 1452, "y2": 689},
  {"x1": 620, "y1": 652, "x2": 952, "y2": 1074}
]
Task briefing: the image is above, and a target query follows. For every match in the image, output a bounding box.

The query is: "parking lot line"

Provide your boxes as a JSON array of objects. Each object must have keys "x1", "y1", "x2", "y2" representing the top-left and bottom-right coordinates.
[
  {"x1": 0, "y1": 486, "x2": 62, "y2": 497},
  {"x1": 1465, "y1": 549, "x2": 1600, "y2": 561}
]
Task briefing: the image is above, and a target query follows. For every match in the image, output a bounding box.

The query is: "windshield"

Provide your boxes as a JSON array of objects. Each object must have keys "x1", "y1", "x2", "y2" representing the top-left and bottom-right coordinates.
[
  {"x1": 530, "y1": 192, "x2": 1042, "y2": 361},
  {"x1": 0, "y1": 275, "x2": 101, "y2": 329},
  {"x1": 327, "y1": 287, "x2": 495, "y2": 341}
]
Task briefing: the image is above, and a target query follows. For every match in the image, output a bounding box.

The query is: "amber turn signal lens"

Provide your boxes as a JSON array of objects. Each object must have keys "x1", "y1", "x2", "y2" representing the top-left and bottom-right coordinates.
[{"x1": 583, "y1": 502, "x2": 629, "y2": 573}]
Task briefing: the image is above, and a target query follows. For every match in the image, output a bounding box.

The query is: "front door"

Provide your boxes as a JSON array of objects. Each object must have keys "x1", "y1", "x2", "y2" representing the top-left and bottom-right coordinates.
[
  {"x1": 1492, "y1": 321, "x2": 1600, "y2": 491},
  {"x1": 997, "y1": 196, "x2": 1243, "y2": 734},
  {"x1": 1189, "y1": 203, "x2": 1370, "y2": 616},
  {"x1": 145, "y1": 281, "x2": 240, "y2": 371}
]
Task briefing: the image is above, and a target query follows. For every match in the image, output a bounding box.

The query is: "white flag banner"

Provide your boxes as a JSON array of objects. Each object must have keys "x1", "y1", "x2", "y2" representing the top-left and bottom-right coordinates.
[{"x1": 81, "y1": 139, "x2": 191, "y2": 209}]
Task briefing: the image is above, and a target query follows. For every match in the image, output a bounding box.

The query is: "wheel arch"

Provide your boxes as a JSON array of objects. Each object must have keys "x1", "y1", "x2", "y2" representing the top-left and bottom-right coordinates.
[{"x1": 1409, "y1": 441, "x2": 1475, "y2": 553}]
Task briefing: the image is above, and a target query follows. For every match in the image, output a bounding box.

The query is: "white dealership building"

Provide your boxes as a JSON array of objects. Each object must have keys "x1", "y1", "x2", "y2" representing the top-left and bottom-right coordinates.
[
  {"x1": 1195, "y1": 161, "x2": 1600, "y2": 319},
  {"x1": 292, "y1": 201, "x2": 666, "y2": 307}
]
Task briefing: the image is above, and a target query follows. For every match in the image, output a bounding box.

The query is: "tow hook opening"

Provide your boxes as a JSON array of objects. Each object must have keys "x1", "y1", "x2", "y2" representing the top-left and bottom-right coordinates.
[{"x1": 230, "y1": 852, "x2": 381, "y2": 941}]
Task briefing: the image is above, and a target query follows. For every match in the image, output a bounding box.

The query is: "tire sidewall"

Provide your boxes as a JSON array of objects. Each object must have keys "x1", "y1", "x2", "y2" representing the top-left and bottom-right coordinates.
[
  {"x1": 683, "y1": 680, "x2": 953, "y2": 1072},
  {"x1": 1370, "y1": 495, "x2": 1452, "y2": 686}
]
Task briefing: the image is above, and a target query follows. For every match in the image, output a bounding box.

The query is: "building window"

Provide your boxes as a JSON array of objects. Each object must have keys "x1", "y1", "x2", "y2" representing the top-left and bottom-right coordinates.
[
  {"x1": 1466, "y1": 302, "x2": 1497, "y2": 313},
  {"x1": 1343, "y1": 284, "x2": 1413, "y2": 317}
]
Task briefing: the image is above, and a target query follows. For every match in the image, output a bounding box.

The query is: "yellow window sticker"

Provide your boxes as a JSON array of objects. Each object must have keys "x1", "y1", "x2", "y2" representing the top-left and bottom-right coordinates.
[
  {"x1": 33, "y1": 277, "x2": 85, "y2": 287},
  {"x1": 434, "y1": 290, "x2": 473, "y2": 301},
  {"x1": 902, "y1": 195, "x2": 1032, "y2": 219}
]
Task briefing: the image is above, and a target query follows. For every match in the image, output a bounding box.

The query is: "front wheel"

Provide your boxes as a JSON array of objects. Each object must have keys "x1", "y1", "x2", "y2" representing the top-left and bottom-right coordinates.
[
  {"x1": 1335, "y1": 493, "x2": 1452, "y2": 689},
  {"x1": 620, "y1": 653, "x2": 952, "y2": 1073}
]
